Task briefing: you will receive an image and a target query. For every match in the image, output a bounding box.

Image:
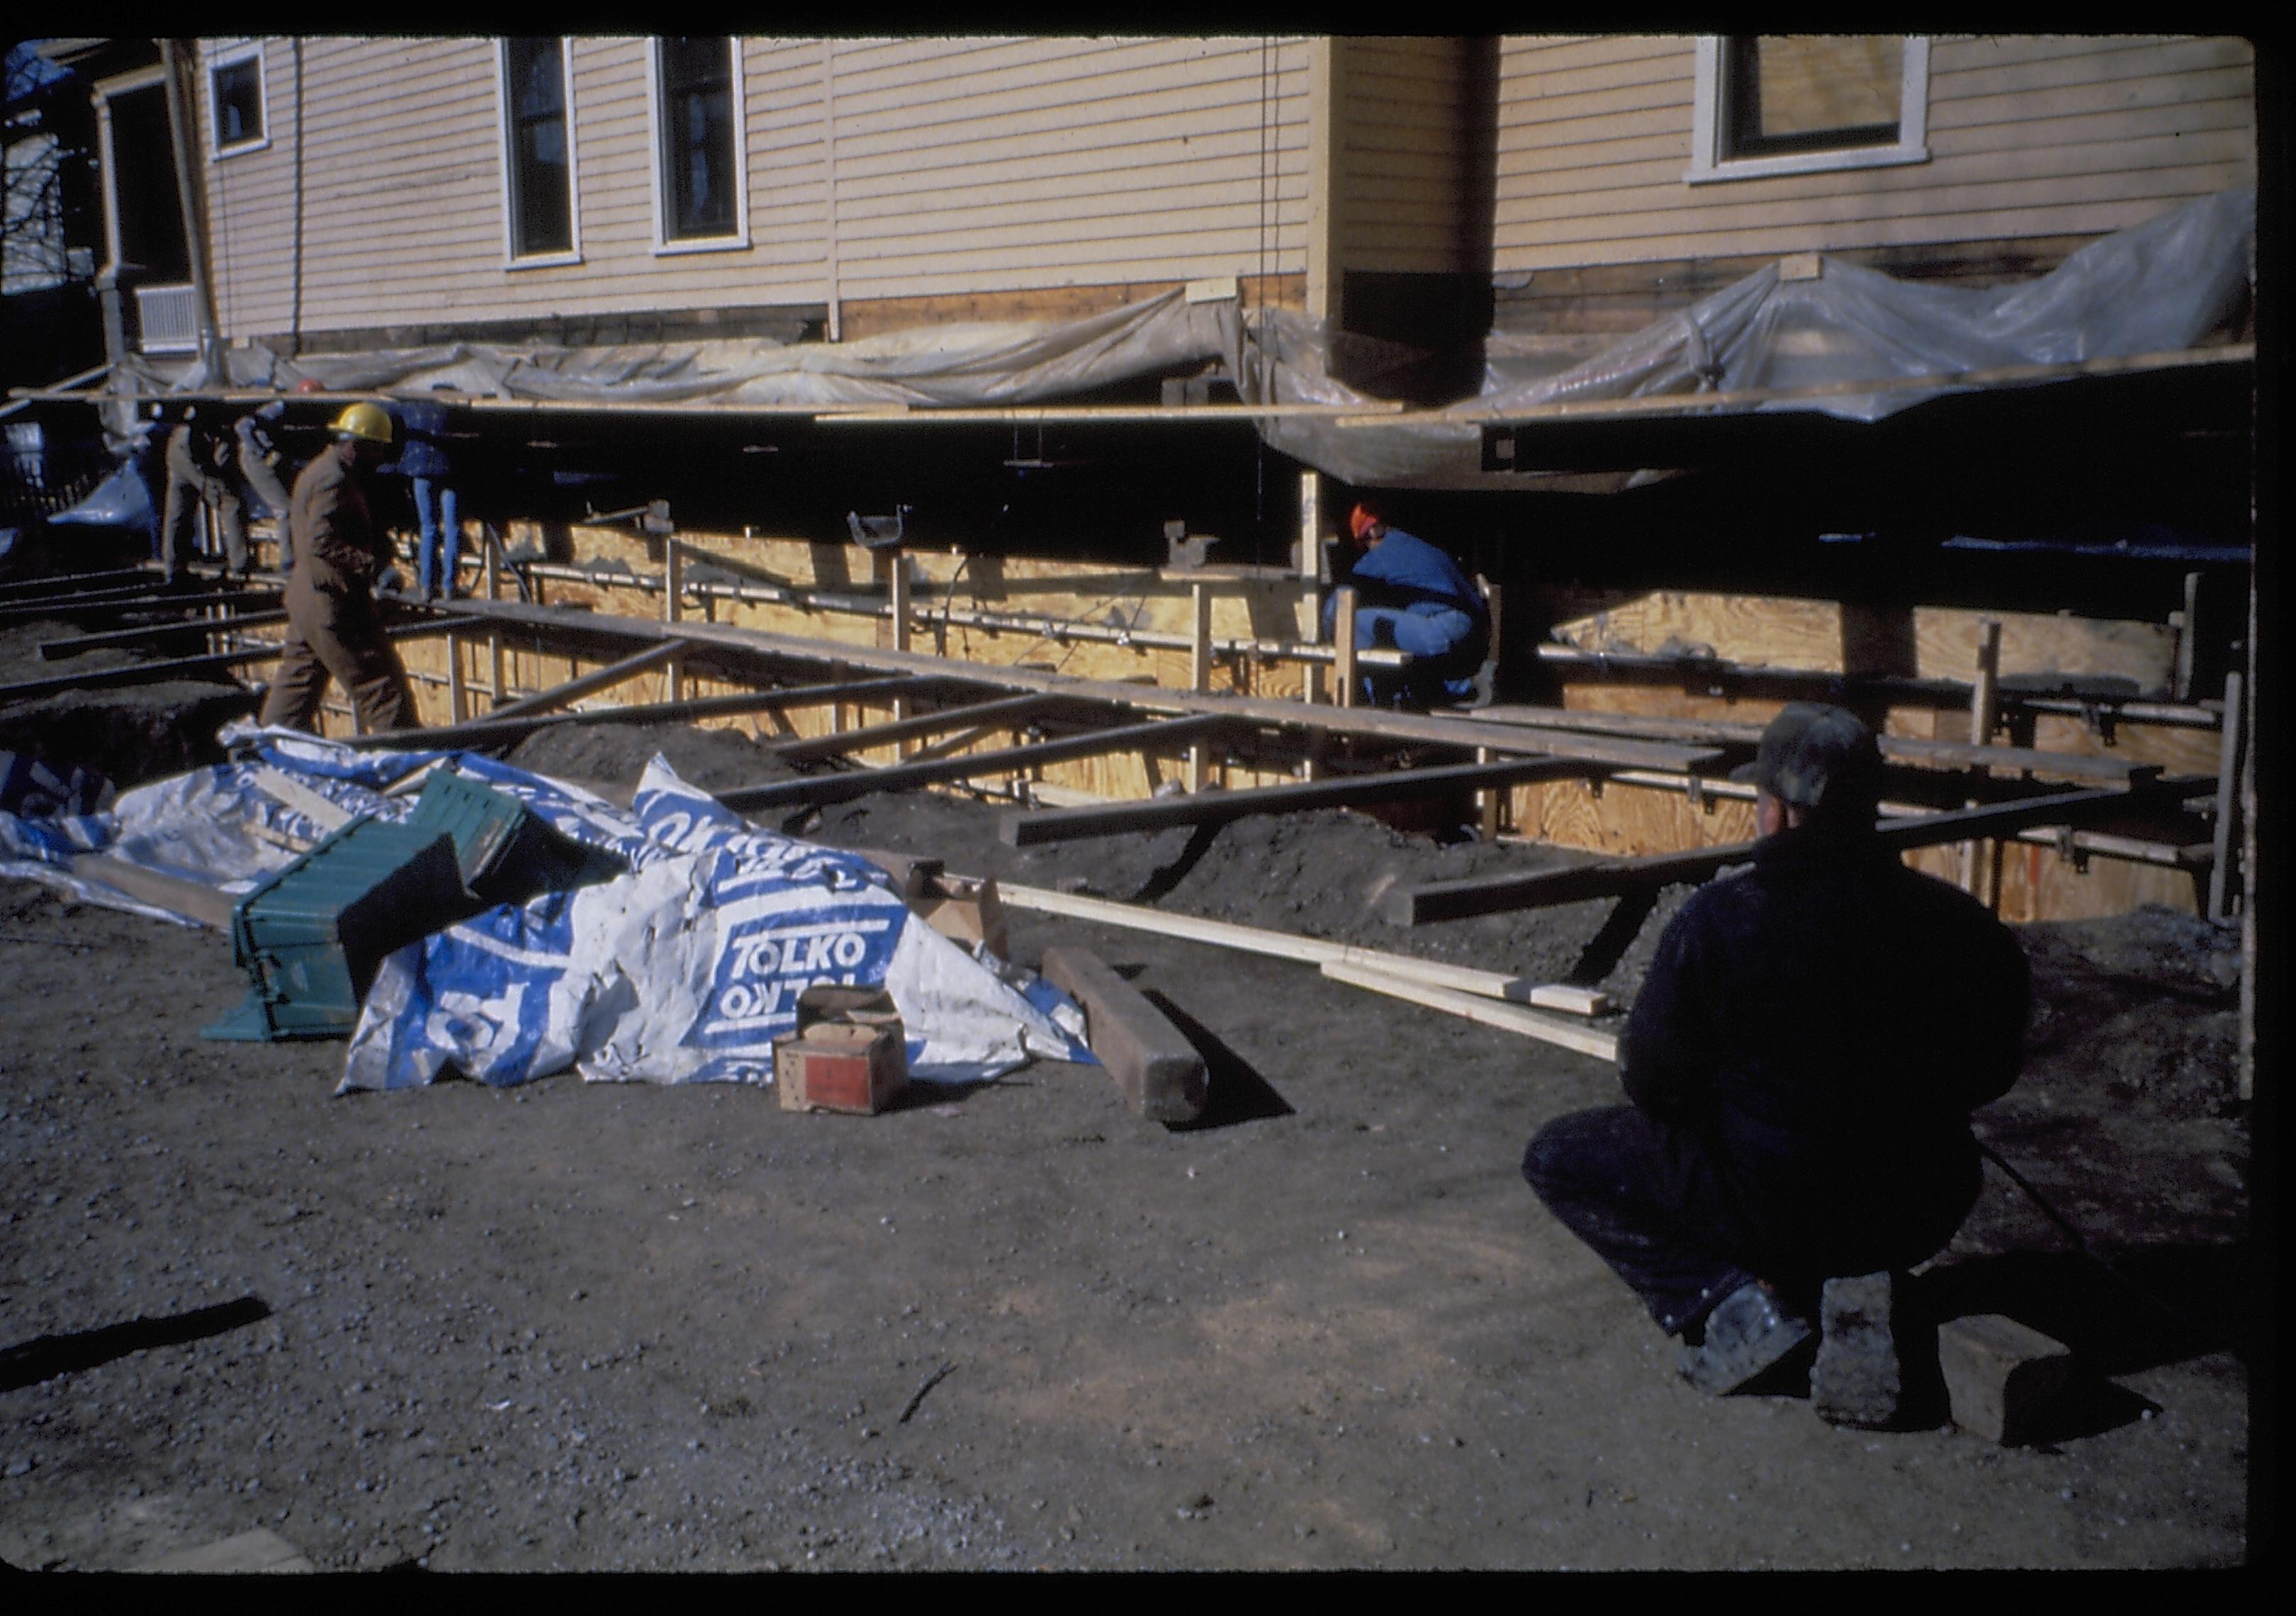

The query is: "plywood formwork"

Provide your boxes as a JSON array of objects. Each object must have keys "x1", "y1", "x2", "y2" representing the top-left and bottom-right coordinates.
[{"x1": 152, "y1": 524, "x2": 2220, "y2": 927}]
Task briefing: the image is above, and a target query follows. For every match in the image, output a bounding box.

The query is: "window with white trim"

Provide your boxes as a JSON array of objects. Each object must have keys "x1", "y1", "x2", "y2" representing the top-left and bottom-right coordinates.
[
  {"x1": 207, "y1": 41, "x2": 267, "y2": 158},
  {"x1": 650, "y1": 37, "x2": 747, "y2": 250},
  {"x1": 1688, "y1": 36, "x2": 1929, "y2": 184},
  {"x1": 499, "y1": 38, "x2": 579, "y2": 264}
]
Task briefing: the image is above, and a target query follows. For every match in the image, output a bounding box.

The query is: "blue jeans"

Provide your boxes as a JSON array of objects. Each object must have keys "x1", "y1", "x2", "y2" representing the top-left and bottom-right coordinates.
[
  {"x1": 1324, "y1": 600, "x2": 1484, "y2": 707},
  {"x1": 412, "y1": 478, "x2": 461, "y2": 597}
]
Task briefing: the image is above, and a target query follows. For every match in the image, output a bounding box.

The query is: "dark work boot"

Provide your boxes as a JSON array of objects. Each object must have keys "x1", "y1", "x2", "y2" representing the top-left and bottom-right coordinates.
[
  {"x1": 1811, "y1": 1271, "x2": 1904, "y2": 1428},
  {"x1": 1677, "y1": 1281, "x2": 1814, "y2": 1396}
]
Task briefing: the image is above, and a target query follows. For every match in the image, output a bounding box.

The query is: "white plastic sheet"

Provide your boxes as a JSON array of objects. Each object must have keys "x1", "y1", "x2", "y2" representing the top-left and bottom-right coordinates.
[{"x1": 1, "y1": 726, "x2": 1088, "y2": 1095}]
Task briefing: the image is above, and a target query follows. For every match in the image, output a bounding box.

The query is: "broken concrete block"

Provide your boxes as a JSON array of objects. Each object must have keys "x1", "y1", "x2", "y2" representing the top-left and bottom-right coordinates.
[
  {"x1": 1812, "y1": 1271, "x2": 1903, "y2": 1429},
  {"x1": 1040, "y1": 945, "x2": 1208, "y2": 1125},
  {"x1": 1939, "y1": 1313, "x2": 2075, "y2": 1444}
]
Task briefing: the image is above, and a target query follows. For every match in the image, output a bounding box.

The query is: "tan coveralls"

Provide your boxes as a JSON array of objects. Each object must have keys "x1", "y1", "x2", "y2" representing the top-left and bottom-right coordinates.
[
  {"x1": 257, "y1": 442, "x2": 418, "y2": 734},
  {"x1": 161, "y1": 422, "x2": 248, "y2": 579}
]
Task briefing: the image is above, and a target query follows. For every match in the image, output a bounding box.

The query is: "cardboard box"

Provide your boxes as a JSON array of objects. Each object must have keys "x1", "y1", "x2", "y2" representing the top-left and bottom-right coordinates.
[
  {"x1": 916, "y1": 874, "x2": 1009, "y2": 961},
  {"x1": 775, "y1": 984, "x2": 908, "y2": 1114}
]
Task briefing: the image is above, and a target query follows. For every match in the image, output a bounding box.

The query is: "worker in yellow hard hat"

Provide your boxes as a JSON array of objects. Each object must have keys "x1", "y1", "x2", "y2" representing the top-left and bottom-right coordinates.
[{"x1": 257, "y1": 401, "x2": 420, "y2": 734}]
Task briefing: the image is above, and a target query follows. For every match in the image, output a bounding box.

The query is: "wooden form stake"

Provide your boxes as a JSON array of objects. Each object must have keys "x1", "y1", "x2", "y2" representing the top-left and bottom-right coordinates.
[
  {"x1": 889, "y1": 550, "x2": 912, "y2": 758},
  {"x1": 2208, "y1": 668, "x2": 2246, "y2": 920},
  {"x1": 1959, "y1": 619, "x2": 2003, "y2": 905},
  {"x1": 1188, "y1": 580, "x2": 1212, "y2": 792},
  {"x1": 446, "y1": 626, "x2": 467, "y2": 724},
  {"x1": 663, "y1": 538, "x2": 684, "y2": 702},
  {"x1": 1334, "y1": 586, "x2": 1358, "y2": 709}
]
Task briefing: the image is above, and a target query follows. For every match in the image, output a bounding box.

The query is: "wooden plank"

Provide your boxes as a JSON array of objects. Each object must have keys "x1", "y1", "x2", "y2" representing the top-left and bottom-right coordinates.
[
  {"x1": 342, "y1": 673, "x2": 965, "y2": 751},
  {"x1": 770, "y1": 692, "x2": 1058, "y2": 763},
  {"x1": 717, "y1": 712, "x2": 1235, "y2": 814},
  {"x1": 1319, "y1": 961, "x2": 1620, "y2": 1062},
  {"x1": 437, "y1": 597, "x2": 1730, "y2": 772},
  {"x1": 249, "y1": 767, "x2": 355, "y2": 832},
  {"x1": 0, "y1": 620, "x2": 451, "y2": 704},
  {"x1": 1385, "y1": 783, "x2": 2189, "y2": 925},
  {"x1": 68, "y1": 854, "x2": 236, "y2": 930},
  {"x1": 995, "y1": 879, "x2": 1534, "y2": 1004},
  {"x1": 483, "y1": 642, "x2": 683, "y2": 722},
  {"x1": 38, "y1": 608, "x2": 291, "y2": 659},
  {"x1": 1039, "y1": 945, "x2": 1208, "y2": 1124},
  {"x1": 998, "y1": 756, "x2": 1611, "y2": 846}
]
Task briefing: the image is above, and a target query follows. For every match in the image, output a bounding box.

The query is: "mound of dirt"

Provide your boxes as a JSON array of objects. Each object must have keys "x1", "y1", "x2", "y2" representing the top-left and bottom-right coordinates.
[{"x1": 505, "y1": 719, "x2": 804, "y2": 798}]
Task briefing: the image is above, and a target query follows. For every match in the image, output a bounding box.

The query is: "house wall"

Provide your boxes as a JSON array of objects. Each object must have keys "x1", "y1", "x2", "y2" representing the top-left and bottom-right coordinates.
[
  {"x1": 1489, "y1": 33, "x2": 2256, "y2": 332},
  {"x1": 194, "y1": 35, "x2": 1314, "y2": 350},
  {"x1": 1330, "y1": 35, "x2": 1482, "y2": 276}
]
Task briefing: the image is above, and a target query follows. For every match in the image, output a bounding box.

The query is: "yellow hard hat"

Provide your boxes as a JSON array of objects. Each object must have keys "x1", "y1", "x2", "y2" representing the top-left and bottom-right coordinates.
[{"x1": 331, "y1": 401, "x2": 395, "y2": 444}]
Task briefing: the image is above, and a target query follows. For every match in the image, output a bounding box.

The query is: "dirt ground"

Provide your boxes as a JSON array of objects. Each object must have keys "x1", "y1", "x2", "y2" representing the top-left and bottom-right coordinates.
[{"x1": 0, "y1": 659, "x2": 2256, "y2": 1571}]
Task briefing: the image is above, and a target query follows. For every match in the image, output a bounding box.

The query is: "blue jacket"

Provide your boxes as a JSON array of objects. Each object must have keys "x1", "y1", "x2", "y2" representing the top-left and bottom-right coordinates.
[
  {"x1": 388, "y1": 400, "x2": 454, "y2": 481},
  {"x1": 1346, "y1": 527, "x2": 1486, "y2": 629}
]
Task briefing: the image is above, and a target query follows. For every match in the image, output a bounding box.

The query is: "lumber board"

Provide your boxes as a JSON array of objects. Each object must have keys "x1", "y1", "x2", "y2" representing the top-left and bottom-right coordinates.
[
  {"x1": 770, "y1": 692, "x2": 1060, "y2": 763},
  {"x1": 437, "y1": 597, "x2": 1728, "y2": 773},
  {"x1": 716, "y1": 713, "x2": 1236, "y2": 814},
  {"x1": 998, "y1": 756, "x2": 1613, "y2": 846},
  {"x1": 38, "y1": 608, "x2": 291, "y2": 659},
  {"x1": 484, "y1": 642, "x2": 684, "y2": 722},
  {"x1": 1387, "y1": 783, "x2": 2189, "y2": 924},
  {"x1": 340, "y1": 673, "x2": 967, "y2": 751},
  {"x1": 0, "y1": 586, "x2": 281, "y2": 625},
  {"x1": 68, "y1": 855, "x2": 236, "y2": 930},
  {"x1": 994, "y1": 880, "x2": 1537, "y2": 1004},
  {"x1": 0, "y1": 620, "x2": 454, "y2": 704},
  {"x1": 249, "y1": 768, "x2": 356, "y2": 832},
  {"x1": 1039, "y1": 945, "x2": 1208, "y2": 1124},
  {"x1": 1465, "y1": 702, "x2": 2156, "y2": 783},
  {"x1": 1319, "y1": 962, "x2": 1621, "y2": 1062}
]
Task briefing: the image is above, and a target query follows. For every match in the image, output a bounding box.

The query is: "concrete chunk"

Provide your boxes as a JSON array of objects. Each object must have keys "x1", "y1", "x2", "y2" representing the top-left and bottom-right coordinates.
[
  {"x1": 1939, "y1": 1313, "x2": 2075, "y2": 1444},
  {"x1": 1040, "y1": 945, "x2": 1208, "y2": 1125}
]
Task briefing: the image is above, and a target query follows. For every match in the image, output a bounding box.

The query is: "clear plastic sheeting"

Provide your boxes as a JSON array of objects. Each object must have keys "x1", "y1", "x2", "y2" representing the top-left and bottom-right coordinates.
[
  {"x1": 112, "y1": 289, "x2": 1248, "y2": 412},
  {"x1": 1254, "y1": 186, "x2": 2255, "y2": 489},
  {"x1": 96, "y1": 187, "x2": 2252, "y2": 492}
]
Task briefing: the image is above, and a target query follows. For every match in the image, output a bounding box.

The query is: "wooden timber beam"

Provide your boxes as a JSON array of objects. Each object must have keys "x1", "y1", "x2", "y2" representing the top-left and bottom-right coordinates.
[
  {"x1": 1464, "y1": 703, "x2": 2173, "y2": 785},
  {"x1": 0, "y1": 620, "x2": 455, "y2": 705},
  {"x1": 483, "y1": 641, "x2": 683, "y2": 722},
  {"x1": 38, "y1": 608, "x2": 291, "y2": 659},
  {"x1": 998, "y1": 755, "x2": 1614, "y2": 846},
  {"x1": 434, "y1": 597, "x2": 1726, "y2": 775},
  {"x1": 1534, "y1": 645, "x2": 2222, "y2": 730},
  {"x1": 717, "y1": 712, "x2": 1237, "y2": 814},
  {"x1": 1383, "y1": 782, "x2": 2204, "y2": 925},
  {"x1": 342, "y1": 673, "x2": 968, "y2": 753},
  {"x1": 0, "y1": 585, "x2": 281, "y2": 626},
  {"x1": 770, "y1": 692, "x2": 1062, "y2": 763},
  {"x1": 0, "y1": 566, "x2": 156, "y2": 601}
]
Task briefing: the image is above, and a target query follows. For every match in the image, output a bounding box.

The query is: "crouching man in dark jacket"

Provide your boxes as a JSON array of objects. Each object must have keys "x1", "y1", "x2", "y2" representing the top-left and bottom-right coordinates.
[{"x1": 1522, "y1": 703, "x2": 2029, "y2": 1426}]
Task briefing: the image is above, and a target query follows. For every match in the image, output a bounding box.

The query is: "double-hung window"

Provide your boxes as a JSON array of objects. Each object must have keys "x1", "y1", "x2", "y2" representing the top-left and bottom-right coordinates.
[
  {"x1": 651, "y1": 37, "x2": 747, "y2": 251},
  {"x1": 207, "y1": 41, "x2": 267, "y2": 158},
  {"x1": 499, "y1": 38, "x2": 578, "y2": 265},
  {"x1": 1688, "y1": 36, "x2": 1930, "y2": 184}
]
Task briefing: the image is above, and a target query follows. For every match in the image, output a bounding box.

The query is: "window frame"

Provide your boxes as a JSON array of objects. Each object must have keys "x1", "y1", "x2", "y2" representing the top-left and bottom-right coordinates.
[
  {"x1": 646, "y1": 35, "x2": 750, "y2": 256},
  {"x1": 1686, "y1": 35, "x2": 1930, "y2": 185},
  {"x1": 494, "y1": 37, "x2": 583, "y2": 270},
  {"x1": 205, "y1": 39, "x2": 269, "y2": 160}
]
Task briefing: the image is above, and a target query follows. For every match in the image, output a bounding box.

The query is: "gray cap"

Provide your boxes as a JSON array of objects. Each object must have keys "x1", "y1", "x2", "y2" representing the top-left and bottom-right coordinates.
[{"x1": 1731, "y1": 702, "x2": 1883, "y2": 818}]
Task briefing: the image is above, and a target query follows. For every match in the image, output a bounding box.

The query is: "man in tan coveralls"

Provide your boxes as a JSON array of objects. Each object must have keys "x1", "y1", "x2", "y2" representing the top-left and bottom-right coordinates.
[{"x1": 258, "y1": 403, "x2": 420, "y2": 734}]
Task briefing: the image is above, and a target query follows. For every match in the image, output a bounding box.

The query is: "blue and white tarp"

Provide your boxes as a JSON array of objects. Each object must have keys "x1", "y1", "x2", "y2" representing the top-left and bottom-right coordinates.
[{"x1": 3, "y1": 724, "x2": 1088, "y2": 1094}]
